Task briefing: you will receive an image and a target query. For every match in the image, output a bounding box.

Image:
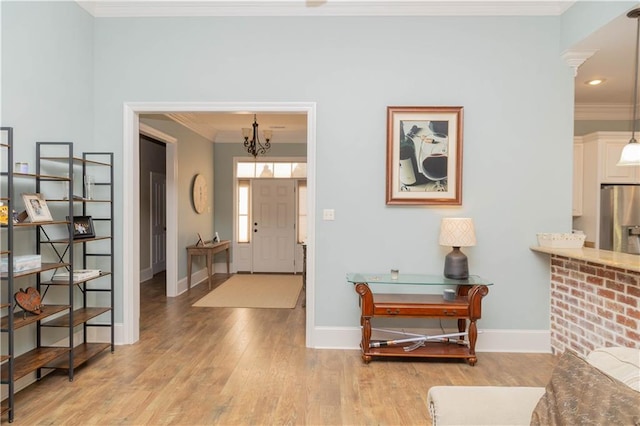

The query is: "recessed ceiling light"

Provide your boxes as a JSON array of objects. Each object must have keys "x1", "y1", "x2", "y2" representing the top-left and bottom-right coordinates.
[{"x1": 586, "y1": 79, "x2": 605, "y2": 86}]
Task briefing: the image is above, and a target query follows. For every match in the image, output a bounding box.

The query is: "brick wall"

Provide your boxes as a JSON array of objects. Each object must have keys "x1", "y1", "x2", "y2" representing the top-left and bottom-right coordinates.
[{"x1": 549, "y1": 255, "x2": 640, "y2": 357}]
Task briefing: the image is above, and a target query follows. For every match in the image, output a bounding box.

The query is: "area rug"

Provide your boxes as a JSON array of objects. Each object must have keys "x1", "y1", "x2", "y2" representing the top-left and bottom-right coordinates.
[{"x1": 192, "y1": 274, "x2": 303, "y2": 309}]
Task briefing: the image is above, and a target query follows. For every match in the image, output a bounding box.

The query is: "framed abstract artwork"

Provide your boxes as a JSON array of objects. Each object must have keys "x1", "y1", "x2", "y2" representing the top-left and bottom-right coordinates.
[{"x1": 386, "y1": 106, "x2": 464, "y2": 205}]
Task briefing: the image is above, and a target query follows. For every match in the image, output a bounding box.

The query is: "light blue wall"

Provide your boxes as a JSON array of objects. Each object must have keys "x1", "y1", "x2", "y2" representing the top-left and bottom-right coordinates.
[
  {"x1": 1, "y1": 2, "x2": 631, "y2": 336},
  {"x1": 1, "y1": 2, "x2": 93, "y2": 159},
  {"x1": 92, "y1": 15, "x2": 570, "y2": 330},
  {"x1": 560, "y1": 1, "x2": 637, "y2": 50}
]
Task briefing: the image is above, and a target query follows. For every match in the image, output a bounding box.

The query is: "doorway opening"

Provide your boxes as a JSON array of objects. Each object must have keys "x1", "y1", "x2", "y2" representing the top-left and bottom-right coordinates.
[
  {"x1": 122, "y1": 102, "x2": 317, "y2": 347},
  {"x1": 139, "y1": 133, "x2": 168, "y2": 283}
]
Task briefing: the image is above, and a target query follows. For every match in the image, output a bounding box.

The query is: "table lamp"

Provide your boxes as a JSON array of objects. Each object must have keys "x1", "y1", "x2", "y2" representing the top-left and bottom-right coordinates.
[{"x1": 439, "y1": 217, "x2": 476, "y2": 279}]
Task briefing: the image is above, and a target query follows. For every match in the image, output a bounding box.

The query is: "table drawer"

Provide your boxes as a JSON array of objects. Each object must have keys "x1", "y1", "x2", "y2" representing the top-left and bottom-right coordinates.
[{"x1": 372, "y1": 294, "x2": 470, "y2": 317}]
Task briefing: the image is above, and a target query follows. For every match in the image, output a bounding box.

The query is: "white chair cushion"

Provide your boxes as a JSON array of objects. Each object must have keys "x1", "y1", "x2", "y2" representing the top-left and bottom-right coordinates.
[
  {"x1": 587, "y1": 347, "x2": 640, "y2": 391},
  {"x1": 427, "y1": 386, "x2": 545, "y2": 426}
]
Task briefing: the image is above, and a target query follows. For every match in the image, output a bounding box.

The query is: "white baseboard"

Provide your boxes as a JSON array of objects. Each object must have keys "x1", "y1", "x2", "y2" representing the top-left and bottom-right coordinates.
[
  {"x1": 140, "y1": 267, "x2": 153, "y2": 283},
  {"x1": 310, "y1": 326, "x2": 552, "y2": 353}
]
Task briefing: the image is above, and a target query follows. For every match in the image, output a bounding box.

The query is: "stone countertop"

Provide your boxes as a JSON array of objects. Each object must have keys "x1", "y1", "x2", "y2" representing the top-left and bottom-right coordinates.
[{"x1": 530, "y1": 246, "x2": 640, "y2": 273}]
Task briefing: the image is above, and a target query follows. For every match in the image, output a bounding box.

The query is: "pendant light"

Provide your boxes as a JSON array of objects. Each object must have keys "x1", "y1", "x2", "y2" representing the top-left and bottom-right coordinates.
[
  {"x1": 242, "y1": 114, "x2": 272, "y2": 158},
  {"x1": 618, "y1": 8, "x2": 640, "y2": 166}
]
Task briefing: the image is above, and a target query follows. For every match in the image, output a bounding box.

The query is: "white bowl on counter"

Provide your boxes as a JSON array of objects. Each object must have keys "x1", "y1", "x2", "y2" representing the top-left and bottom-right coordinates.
[{"x1": 537, "y1": 233, "x2": 586, "y2": 249}]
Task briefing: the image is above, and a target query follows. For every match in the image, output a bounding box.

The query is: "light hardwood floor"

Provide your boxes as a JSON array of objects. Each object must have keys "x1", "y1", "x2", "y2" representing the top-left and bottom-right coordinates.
[{"x1": 7, "y1": 273, "x2": 557, "y2": 425}]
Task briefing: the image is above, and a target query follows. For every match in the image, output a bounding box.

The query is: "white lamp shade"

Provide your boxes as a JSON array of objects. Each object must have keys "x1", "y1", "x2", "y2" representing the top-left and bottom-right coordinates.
[
  {"x1": 242, "y1": 128, "x2": 251, "y2": 138},
  {"x1": 617, "y1": 141, "x2": 640, "y2": 166},
  {"x1": 439, "y1": 218, "x2": 476, "y2": 247},
  {"x1": 263, "y1": 129, "x2": 273, "y2": 140}
]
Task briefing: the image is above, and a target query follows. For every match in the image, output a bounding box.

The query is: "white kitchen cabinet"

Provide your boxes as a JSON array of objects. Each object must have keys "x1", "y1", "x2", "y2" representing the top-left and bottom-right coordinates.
[
  {"x1": 601, "y1": 139, "x2": 640, "y2": 183},
  {"x1": 574, "y1": 132, "x2": 640, "y2": 248},
  {"x1": 573, "y1": 142, "x2": 583, "y2": 216}
]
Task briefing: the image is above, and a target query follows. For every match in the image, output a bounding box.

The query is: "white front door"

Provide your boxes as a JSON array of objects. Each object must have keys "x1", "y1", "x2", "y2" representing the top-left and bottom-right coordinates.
[
  {"x1": 151, "y1": 172, "x2": 166, "y2": 274},
  {"x1": 252, "y1": 179, "x2": 296, "y2": 273}
]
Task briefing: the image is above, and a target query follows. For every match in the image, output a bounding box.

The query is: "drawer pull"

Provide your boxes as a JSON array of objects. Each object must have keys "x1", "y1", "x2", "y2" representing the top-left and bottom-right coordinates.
[
  {"x1": 386, "y1": 308, "x2": 400, "y2": 315},
  {"x1": 443, "y1": 310, "x2": 457, "y2": 316}
]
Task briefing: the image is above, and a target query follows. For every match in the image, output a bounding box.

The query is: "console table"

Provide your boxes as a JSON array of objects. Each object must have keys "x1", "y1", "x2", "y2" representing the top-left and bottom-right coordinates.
[
  {"x1": 347, "y1": 273, "x2": 491, "y2": 365},
  {"x1": 186, "y1": 240, "x2": 230, "y2": 289}
]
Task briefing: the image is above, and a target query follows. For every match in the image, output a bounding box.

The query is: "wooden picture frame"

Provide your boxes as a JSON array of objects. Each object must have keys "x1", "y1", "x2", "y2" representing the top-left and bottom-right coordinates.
[
  {"x1": 68, "y1": 215, "x2": 95, "y2": 239},
  {"x1": 22, "y1": 193, "x2": 53, "y2": 222},
  {"x1": 386, "y1": 106, "x2": 464, "y2": 205}
]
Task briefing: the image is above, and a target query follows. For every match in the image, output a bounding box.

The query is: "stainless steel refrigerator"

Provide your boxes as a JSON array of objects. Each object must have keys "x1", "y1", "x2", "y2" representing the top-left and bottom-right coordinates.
[{"x1": 600, "y1": 184, "x2": 640, "y2": 255}]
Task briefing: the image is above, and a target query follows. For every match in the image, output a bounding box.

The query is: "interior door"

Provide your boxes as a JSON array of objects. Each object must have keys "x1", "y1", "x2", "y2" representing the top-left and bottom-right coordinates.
[
  {"x1": 151, "y1": 172, "x2": 167, "y2": 274},
  {"x1": 252, "y1": 179, "x2": 296, "y2": 273}
]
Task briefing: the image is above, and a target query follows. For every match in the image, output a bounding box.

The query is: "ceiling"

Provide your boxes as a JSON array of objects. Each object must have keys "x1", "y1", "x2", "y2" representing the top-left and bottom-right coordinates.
[
  {"x1": 574, "y1": 10, "x2": 636, "y2": 110},
  {"x1": 123, "y1": 1, "x2": 634, "y2": 141}
]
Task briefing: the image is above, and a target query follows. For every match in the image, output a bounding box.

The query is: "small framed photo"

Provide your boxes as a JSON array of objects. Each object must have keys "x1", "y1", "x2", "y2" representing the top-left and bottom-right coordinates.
[
  {"x1": 68, "y1": 215, "x2": 95, "y2": 239},
  {"x1": 386, "y1": 106, "x2": 464, "y2": 205},
  {"x1": 22, "y1": 193, "x2": 53, "y2": 222}
]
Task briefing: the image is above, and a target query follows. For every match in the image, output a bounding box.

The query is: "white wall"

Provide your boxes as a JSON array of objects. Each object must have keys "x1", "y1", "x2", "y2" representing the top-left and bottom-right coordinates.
[{"x1": 2, "y1": 2, "x2": 631, "y2": 346}]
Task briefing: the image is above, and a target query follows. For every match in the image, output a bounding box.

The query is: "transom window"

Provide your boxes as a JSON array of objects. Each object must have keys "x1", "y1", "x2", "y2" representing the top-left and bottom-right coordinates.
[{"x1": 236, "y1": 162, "x2": 307, "y2": 179}]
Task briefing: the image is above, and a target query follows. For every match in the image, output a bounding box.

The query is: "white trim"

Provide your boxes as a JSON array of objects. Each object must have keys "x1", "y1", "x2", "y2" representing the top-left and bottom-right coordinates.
[
  {"x1": 140, "y1": 267, "x2": 154, "y2": 283},
  {"x1": 76, "y1": 1, "x2": 574, "y2": 18},
  {"x1": 312, "y1": 326, "x2": 552, "y2": 353},
  {"x1": 561, "y1": 49, "x2": 597, "y2": 77},
  {"x1": 138, "y1": 122, "x2": 179, "y2": 298},
  {"x1": 123, "y1": 102, "x2": 317, "y2": 347},
  {"x1": 123, "y1": 104, "x2": 140, "y2": 345},
  {"x1": 575, "y1": 103, "x2": 635, "y2": 121},
  {"x1": 140, "y1": 122, "x2": 177, "y2": 144}
]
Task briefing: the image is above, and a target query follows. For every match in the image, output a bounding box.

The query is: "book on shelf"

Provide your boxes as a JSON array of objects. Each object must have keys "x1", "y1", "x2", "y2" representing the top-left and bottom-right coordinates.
[{"x1": 51, "y1": 269, "x2": 101, "y2": 282}]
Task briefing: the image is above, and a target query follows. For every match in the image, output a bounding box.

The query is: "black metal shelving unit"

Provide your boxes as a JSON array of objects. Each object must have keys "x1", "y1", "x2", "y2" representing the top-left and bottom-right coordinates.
[
  {"x1": 0, "y1": 140, "x2": 114, "y2": 423},
  {"x1": 37, "y1": 147, "x2": 114, "y2": 372},
  {"x1": 1, "y1": 127, "x2": 15, "y2": 422}
]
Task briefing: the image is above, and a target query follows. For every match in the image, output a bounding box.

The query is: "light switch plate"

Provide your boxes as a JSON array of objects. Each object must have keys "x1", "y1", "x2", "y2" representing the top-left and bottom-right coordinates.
[{"x1": 323, "y1": 209, "x2": 335, "y2": 220}]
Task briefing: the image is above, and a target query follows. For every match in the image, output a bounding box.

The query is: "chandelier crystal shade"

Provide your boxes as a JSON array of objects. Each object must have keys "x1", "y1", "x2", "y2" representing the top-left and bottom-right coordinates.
[{"x1": 242, "y1": 114, "x2": 272, "y2": 158}]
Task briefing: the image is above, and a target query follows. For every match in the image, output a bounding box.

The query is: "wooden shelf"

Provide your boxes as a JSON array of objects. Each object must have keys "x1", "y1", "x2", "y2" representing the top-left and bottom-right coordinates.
[
  {"x1": 5, "y1": 220, "x2": 69, "y2": 229},
  {"x1": 0, "y1": 305, "x2": 70, "y2": 331},
  {"x1": 39, "y1": 156, "x2": 111, "y2": 167},
  {"x1": 45, "y1": 198, "x2": 111, "y2": 203},
  {"x1": 0, "y1": 347, "x2": 69, "y2": 381},
  {"x1": 1, "y1": 262, "x2": 70, "y2": 279},
  {"x1": 0, "y1": 355, "x2": 10, "y2": 363},
  {"x1": 43, "y1": 235, "x2": 111, "y2": 244},
  {"x1": 42, "y1": 307, "x2": 111, "y2": 328},
  {"x1": 12, "y1": 171, "x2": 66, "y2": 180},
  {"x1": 44, "y1": 342, "x2": 110, "y2": 370},
  {"x1": 41, "y1": 271, "x2": 112, "y2": 286},
  {"x1": 365, "y1": 341, "x2": 472, "y2": 359}
]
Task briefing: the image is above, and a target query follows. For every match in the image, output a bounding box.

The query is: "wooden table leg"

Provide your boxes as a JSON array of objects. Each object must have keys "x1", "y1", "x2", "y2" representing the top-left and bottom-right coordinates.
[
  {"x1": 187, "y1": 252, "x2": 193, "y2": 289},
  {"x1": 206, "y1": 253, "x2": 212, "y2": 290},
  {"x1": 225, "y1": 247, "x2": 230, "y2": 274}
]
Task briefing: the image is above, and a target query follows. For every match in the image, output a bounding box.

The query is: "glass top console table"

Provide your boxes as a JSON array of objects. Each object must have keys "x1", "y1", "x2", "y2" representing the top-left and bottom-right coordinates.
[{"x1": 346, "y1": 273, "x2": 492, "y2": 365}]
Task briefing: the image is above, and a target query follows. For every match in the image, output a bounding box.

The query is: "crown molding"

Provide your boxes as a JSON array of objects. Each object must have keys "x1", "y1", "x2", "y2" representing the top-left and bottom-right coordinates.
[
  {"x1": 562, "y1": 49, "x2": 598, "y2": 77},
  {"x1": 76, "y1": 1, "x2": 575, "y2": 18},
  {"x1": 574, "y1": 103, "x2": 634, "y2": 121},
  {"x1": 165, "y1": 113, "x2": 216, "y2": 141}
]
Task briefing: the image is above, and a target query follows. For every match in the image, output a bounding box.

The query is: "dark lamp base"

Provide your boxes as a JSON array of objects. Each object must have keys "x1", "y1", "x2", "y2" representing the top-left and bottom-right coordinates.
[{"x1": 444, "y1": 247, "x2": 469, "y2": 279}]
